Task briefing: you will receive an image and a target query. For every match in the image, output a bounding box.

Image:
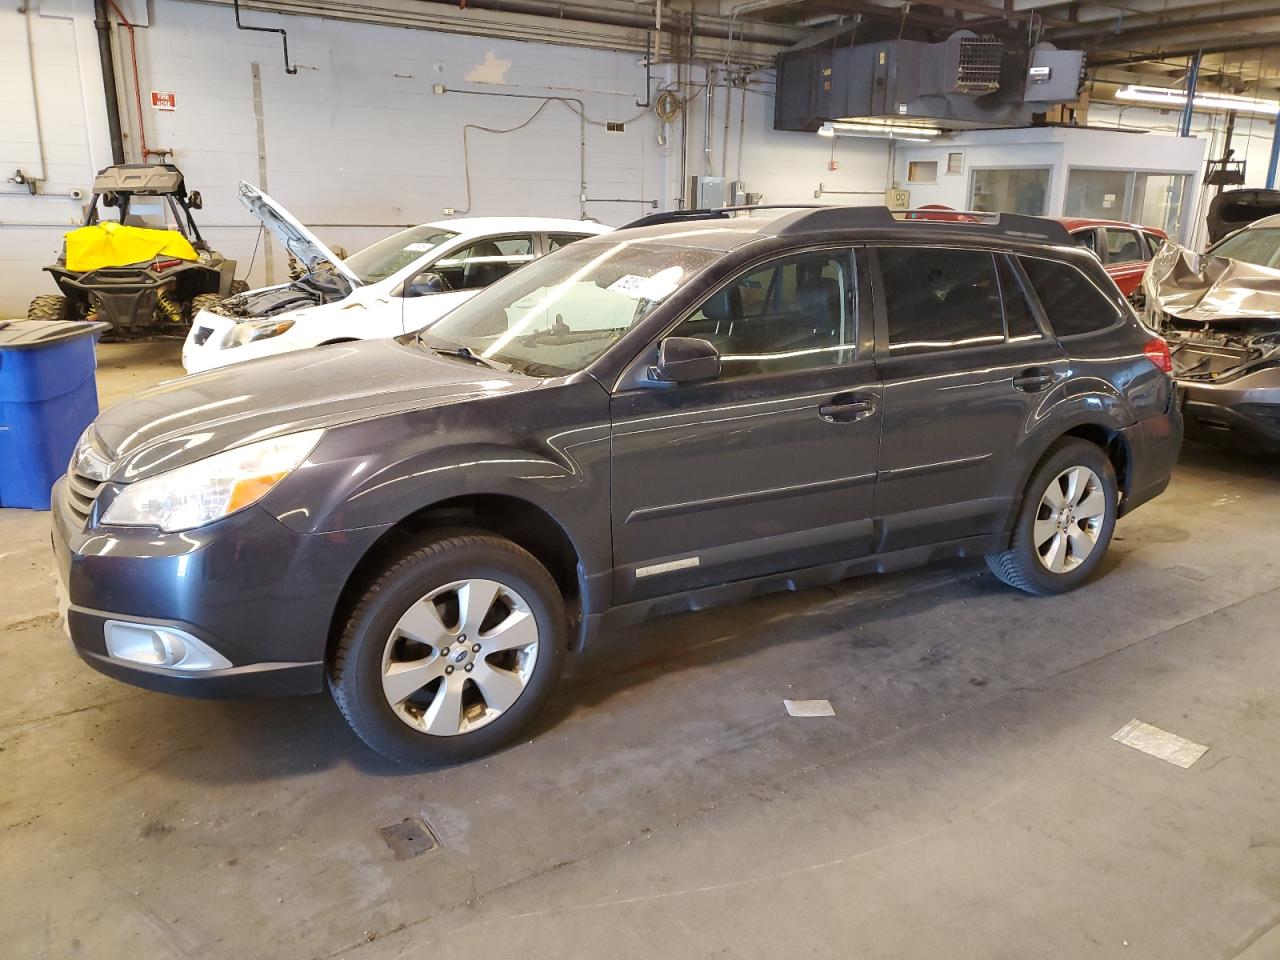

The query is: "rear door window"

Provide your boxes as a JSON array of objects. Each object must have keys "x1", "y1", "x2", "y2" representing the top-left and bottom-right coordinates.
[
  {"x1": 877, "y1": 247, "x2": 1005, "y2": 356},
  {"x1": 1103, "y1": 228, "x2": 1145, "y2": 264},
  {"x1": 547, "y1": 232, "x2": 591, "y2": 251},
  {"x1": 1020, "y1": 256, "x2": 1123, "y2": 337},
  {"x1": 434, "y1": 234, "x2": 536, "y2": 290}
]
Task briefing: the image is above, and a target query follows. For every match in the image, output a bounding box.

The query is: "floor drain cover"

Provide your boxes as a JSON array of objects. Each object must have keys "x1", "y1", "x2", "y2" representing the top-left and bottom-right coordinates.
[{"x1": 380, "y1": 817, "x2": 439, "y2": 860}]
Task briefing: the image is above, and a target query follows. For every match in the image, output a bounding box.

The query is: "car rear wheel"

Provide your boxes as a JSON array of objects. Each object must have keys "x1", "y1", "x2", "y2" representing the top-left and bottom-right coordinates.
[
  {"x1": 329, "y1": 534, "x2": 567, "y2": 766},
  {"x1": 28, "y1": 294, "x2": 68, "y2": 321},
  {"x1": 985, "y1": 438, "x2": 1118, "y2": 596}
]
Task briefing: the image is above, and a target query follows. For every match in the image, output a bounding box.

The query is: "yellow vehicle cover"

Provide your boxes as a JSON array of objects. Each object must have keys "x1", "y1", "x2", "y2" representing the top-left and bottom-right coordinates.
[{"x1": 64, "y1": 222, "x2": 197, "y2": 271}]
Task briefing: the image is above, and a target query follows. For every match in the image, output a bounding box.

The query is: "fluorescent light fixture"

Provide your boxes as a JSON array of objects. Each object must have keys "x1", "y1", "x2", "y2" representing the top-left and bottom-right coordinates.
[
  {"x1": 1114, "y1": 85, "x2": 1280, "y2": 117},
  {"x1": 818, "y1": 120, "x2": 940, "y2": 142}
]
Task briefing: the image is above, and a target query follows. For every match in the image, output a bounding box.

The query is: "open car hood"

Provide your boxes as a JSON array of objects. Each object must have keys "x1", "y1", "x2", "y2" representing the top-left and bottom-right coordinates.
[
  {"x1": 237, "y1": 181, "x2": 361, "y2": 288},
  {"x1": 1144, "y1": 241, "x2": 1280, "y2": 324}
]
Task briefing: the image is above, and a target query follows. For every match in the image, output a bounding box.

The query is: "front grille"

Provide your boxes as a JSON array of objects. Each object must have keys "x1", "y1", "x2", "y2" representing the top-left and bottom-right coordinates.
[
  {"x1": 193, "y1": 326, "x2": 214, "y2": 346},
  {"x1": 65, "y1": 469, "x2": 105, "y2": 527}
]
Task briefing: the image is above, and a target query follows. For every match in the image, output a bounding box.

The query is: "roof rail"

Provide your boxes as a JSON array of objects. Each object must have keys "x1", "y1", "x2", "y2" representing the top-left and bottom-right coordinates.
[
  {"x1": 770, "y1": 206, "x2": 1072, "y2": 245},
  {"x1": 621, "y1": 204, "x2": 829, "y2": 231}
]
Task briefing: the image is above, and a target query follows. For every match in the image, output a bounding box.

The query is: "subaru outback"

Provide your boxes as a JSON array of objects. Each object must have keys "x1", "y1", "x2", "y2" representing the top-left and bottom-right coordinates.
[{"x1": 52, "y1": 206, "x2": 1182, "y2": 765}]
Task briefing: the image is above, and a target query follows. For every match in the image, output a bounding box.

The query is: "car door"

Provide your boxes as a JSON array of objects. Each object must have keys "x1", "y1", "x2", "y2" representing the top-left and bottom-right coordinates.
[
  {"x1": 608, "y1": 246, "x2": 883, "y2": 604},
  {"x1": 1099, "y1": 226, "x2": 1149, "y2": 297},
  {"x1": 400, "y1": 233, "x2": 537, "y2": 333},
  {"x1": 870, "y1": 245, "x2": 1068, "y2": 552}
]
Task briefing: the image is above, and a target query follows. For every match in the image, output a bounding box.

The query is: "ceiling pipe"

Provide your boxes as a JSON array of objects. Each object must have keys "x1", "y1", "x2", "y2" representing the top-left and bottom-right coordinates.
[
  {"x1": 1092, "y1": 34, "x2": 1280, "y2": 67},
  {"x1": 1049, "y1": 1, "x2": 1280, "y2": 44},
  {"x1": 416, "y1": 0, "x2": 802, "y2": 46},
  {"x1": 92, "y1": 0, "x2": 126, "y2": 164}
]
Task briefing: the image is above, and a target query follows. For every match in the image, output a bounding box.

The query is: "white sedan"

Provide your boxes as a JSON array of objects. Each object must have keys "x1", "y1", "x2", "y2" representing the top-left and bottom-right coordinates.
[{"x1": 181, "y1": 182, "x2": 611, "y2": 373}]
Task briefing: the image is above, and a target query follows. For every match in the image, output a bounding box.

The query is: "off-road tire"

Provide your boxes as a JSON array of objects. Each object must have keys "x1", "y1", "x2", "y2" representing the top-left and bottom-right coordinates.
[
  {"x1": 985, "y1": 438, "x2": 1119, "y2": 596},
  {"x1": 28, "y1": 294, "x2": 68, "y2": 321},
  {"x1": 329, "y1": 533, "x2": 567, "y2": 766},
  {"x1": 190, "y1": 293, "x2": 224, "y2": 319}
]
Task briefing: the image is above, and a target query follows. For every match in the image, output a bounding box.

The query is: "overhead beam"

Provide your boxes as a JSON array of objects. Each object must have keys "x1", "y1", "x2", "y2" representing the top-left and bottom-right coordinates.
[{"x1": 1048, "y1": 1, "x2": 1280, "y2": 43}]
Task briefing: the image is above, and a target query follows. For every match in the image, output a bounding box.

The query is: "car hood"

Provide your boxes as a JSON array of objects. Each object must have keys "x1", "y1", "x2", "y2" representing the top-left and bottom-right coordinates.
[
  {"x1": 237, "y1": 181, "x2": 362, "y2": 289},
  {"x1": 1143, "y1": 241, "x2": 1280, "y2": 323},
  {"x1": 92, "y1": 338, "x2": 539, "y2": 483}
]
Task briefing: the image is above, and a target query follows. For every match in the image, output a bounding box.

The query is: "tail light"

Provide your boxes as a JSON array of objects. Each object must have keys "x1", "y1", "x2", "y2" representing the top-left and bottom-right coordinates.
[
  {"x1": 153, "y1": 258, "x2": 184, "y2": 272},
  {"x1": 1143, "y1": 336, "x2": 1173, "y2": 373}
]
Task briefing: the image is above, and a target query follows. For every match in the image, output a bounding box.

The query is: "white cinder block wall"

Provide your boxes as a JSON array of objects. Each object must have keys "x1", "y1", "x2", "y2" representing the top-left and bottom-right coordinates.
[{"x1": 1, "y1": 0, "x2": 889, "y2": 316}]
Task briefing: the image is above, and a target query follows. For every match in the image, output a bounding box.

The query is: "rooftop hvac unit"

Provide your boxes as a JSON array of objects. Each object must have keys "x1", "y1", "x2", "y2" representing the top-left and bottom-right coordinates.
[{"x1": 775, "y1": 31, "x2": 1085, "y2": 132}]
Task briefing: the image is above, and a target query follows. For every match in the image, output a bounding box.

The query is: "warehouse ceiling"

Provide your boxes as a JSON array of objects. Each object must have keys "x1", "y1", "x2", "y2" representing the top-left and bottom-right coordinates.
[{"x1": 218, "y1": 0, "x2": 1280, "y2": 94}]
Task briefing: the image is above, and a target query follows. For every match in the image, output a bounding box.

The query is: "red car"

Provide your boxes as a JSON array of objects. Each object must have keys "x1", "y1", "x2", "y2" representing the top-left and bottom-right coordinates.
[{"x1": 1056, "y1": 218, "x2": 1168, "y2": 300}]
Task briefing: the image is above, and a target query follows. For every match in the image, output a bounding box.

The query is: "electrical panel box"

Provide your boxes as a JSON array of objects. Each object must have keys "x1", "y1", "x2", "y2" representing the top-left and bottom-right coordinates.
[{"x1": 690, "y1": 176, "x2": 726, "y2": 209}]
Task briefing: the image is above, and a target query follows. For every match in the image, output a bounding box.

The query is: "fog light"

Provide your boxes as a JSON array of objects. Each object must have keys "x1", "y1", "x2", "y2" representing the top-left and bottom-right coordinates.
[{"x1": 104, "y1": 621, "x2": 232, "y2": 671}]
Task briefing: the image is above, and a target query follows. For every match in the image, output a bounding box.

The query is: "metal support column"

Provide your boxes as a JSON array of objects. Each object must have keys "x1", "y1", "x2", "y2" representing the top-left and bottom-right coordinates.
[
  {"x1": 1179, "y1": 50, "x2": 1201, "y2": 138},
  {"x1": 1267, "y1": 116, "x2": 1280, "y2": 189}
]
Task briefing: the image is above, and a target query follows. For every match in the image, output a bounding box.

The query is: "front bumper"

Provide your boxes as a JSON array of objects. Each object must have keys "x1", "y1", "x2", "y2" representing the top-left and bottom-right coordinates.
[
  {"x1": 1178, "y1": 368, "x2": 1280, "y2": 453},
  {"x1": 51, "y1": 477, "x2": 387, "y2": 698}
]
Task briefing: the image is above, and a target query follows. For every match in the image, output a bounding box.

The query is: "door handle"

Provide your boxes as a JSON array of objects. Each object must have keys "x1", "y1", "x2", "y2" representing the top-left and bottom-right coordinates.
[
  {"x1": 819, "y1": 394, "x2": 875, "y2": 422},
  {"x1": 1013, "y1": 368, "x2": 1056, "y2": 392}
]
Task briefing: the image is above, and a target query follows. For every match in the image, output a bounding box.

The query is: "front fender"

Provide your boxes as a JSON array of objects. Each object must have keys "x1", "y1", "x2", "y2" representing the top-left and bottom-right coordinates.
[{"x1": 261, "y1": 380, "x2": 612, "y2": 574}]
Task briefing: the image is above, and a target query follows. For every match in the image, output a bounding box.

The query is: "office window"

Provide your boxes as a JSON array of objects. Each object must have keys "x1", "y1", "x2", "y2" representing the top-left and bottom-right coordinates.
[
  {"x1": 970, "y1": 168, "x2": 1050, "y2": 215},
  {"x1": 908, "y1": 161, "x2": 939, "y2": 183}
]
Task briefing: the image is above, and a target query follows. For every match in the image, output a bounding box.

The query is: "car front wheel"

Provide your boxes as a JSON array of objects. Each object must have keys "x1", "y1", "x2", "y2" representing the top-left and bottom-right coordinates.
[
  {"x1": 985, "y1": 438, "x2": 1119, "y2": 596},
  {"x1": 330, "y1": 534, "x2": 567, "y2": 765}
]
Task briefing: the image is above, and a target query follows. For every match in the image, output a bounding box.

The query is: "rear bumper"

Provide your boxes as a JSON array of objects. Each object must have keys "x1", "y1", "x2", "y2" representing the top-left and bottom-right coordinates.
[
  {"x1": 1119, "y1": 402, "x2": 1183, "y2": 516},
  {"x1": 1178, "y1": 368, "x2": 1280, "y2": 453}
]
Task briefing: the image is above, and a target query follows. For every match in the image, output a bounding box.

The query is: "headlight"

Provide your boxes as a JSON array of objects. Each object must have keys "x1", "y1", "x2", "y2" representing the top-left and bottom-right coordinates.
[
  {"x1": 223, "y1": 317, "x2": 295, "y2": 348},
  {"x1": 101, "y1": 430, "x2": 322, "y2": 532}
]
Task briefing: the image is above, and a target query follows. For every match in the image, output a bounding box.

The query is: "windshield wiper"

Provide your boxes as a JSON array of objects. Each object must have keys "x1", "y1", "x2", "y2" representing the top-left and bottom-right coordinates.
[{"x1": 429, "y1": 343, "x2": 505, "y2": 371}]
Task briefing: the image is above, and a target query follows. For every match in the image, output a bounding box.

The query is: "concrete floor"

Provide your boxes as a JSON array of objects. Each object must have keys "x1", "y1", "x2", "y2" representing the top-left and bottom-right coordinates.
[{"x1": 3, "y1": 341, "x2": 1280, "y2": 959}]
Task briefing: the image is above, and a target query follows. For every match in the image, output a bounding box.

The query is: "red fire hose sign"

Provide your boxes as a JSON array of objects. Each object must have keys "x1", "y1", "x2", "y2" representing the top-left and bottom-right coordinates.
[{"x1": 150, "y1": 91, "x2": 177, "y2": 111}]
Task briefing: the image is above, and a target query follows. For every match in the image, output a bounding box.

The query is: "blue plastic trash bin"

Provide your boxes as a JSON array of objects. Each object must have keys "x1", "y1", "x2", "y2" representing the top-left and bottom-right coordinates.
[{"x1": 0, "y1": 319, "x2": 110, "y2": 510}]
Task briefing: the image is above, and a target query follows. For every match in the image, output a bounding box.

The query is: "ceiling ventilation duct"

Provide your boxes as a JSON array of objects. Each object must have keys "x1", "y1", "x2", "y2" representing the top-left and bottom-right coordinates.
[{"x1": 775, "y1": 30, "x2": 1085, "y2": 132}]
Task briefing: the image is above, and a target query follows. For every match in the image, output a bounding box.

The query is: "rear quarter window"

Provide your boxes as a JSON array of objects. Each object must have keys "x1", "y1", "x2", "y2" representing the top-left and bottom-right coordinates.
[{"x1": 1019, "y1": 256, "x2": 1124, "y2": 338}]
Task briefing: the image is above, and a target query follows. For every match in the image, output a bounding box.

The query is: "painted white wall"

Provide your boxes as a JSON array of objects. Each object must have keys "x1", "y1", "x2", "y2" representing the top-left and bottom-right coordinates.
[{"x1": 0, "y1": 0, "x2": 889, "y2": 317}]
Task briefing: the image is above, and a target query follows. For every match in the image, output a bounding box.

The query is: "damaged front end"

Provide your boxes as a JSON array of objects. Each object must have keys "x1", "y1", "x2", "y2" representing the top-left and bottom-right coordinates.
[{"x1": 1143, "y1": 243, "x2": 1280, "y2": 451}]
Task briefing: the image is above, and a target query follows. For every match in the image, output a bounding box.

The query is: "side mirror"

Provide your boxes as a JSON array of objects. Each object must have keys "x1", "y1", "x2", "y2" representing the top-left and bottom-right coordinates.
[
  {"x1": 653, "y1": 337, "x2": 720, "y2": 383},
  {"x1": 407, "y1": 272, "x2": 450, "y2": 297},
  {"x1": 188, "y1": 190, "x2": 203, "y2": 210}
]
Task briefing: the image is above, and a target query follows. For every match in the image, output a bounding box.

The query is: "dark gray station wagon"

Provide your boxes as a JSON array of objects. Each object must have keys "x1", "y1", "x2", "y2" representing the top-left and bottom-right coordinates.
[{"x1": 52, "y1": 207, "x2": 1183, "y2": 764}]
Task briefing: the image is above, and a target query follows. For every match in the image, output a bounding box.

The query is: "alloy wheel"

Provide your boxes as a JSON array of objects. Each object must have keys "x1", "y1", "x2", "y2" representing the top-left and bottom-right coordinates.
[
  {"x1": 1033, "y1": 465, "x2": 1107, "y2": 574},
  {"x1": 380, "y1": 578, "x2": 539, "y2": 736}
]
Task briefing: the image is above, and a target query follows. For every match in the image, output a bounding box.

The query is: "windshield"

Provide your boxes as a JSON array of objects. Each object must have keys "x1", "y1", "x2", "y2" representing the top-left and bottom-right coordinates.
[
  {"x1": 422, "y1": 237, "x2": 721, "y2": 376},
  {"x1": 1211, "y1": 227, "x2": 1280, "y2": 270},
  {"x1": 344, "y1": 226, "x2": 460, "y2": 283}
]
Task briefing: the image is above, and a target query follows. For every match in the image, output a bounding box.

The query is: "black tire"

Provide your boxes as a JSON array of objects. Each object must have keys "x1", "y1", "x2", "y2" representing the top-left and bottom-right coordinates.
[
  {"x1": 985, "y1": 438, "x2": 1119, "y2": 596},
  {"x1": 329, "y1": 534, "x2": 567, "y2": 766},
  {"x1": 229, "y1": 279, "x2": 249, "y2": 295},
  {"x1": 28, "y1": 294, "x2": 68, "y2": 321},
  {"x1": 190, "y1": 293, "x2": 223, "y2": 319}
]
